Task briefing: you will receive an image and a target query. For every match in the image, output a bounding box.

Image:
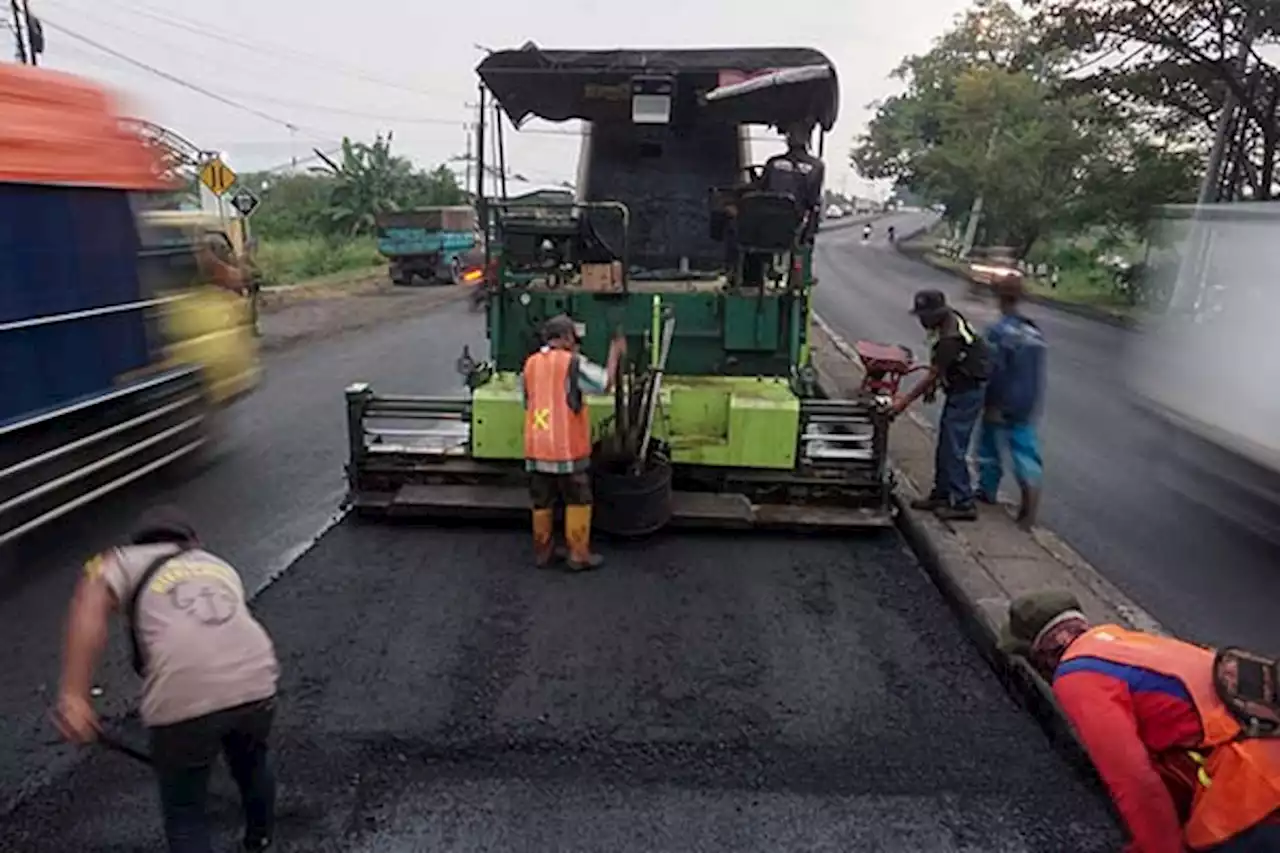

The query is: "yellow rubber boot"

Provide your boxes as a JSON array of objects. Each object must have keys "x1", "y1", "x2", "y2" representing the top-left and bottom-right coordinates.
[
  {"x1": 564, "y1": 505, "x2": 603, "y2": 571},
  {"x1": 532, "y1": 509, "x2": 555, "y2": 568}
]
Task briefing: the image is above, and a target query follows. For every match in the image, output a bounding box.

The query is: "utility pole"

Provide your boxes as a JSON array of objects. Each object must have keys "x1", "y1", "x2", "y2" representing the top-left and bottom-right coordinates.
[
  {"x1": 1196, "y1": 8, "x2": 1261, "y2": 205},
  {"x1": 960, "y1": 123, "x2": 1000, "y2": 258},
  {"x1": 10, "y1": 0, "x2": 28, "y2": 64},
  {"x1": 21, "y1": 0, "x2": 36, "y2": 65},
  {"x1": 462, "y1": 123, "x2": 473, "y2": 192},
  {"x1": 1172, "y1": 5, "x2": 1263, "y2": 314},
  {"x1": 492, "y1": 99, "x2": 508, "y2": 201}
]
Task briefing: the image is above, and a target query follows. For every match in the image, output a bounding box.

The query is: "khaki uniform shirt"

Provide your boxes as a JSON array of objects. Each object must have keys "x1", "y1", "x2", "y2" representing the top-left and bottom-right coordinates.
[{"x1": 91, "y1": 543, "x2": 279, "y2": 727}]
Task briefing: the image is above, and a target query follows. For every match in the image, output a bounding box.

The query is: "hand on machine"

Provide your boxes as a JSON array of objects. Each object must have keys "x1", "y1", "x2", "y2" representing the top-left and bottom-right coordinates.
[{"x1": 853, "y1": 340, "x2": 930, "y2": 416}]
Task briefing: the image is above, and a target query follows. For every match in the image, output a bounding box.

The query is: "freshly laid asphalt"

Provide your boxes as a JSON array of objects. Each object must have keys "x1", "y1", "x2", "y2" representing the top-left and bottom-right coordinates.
[
  {"x1": 814, "y1": 216, "x2": 1280, "y2": 653},
  {"x1": 3, "y1": 522, "x2": 1119, "y2": 851},
  {"x1": 0, "y1": 295, "x2": 1119, "y2": 849}
]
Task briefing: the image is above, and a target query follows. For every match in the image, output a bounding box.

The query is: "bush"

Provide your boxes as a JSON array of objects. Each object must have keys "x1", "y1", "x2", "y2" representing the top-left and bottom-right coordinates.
[{"x1": 254, "y1": 237, "x2": 383, "y2": 287}]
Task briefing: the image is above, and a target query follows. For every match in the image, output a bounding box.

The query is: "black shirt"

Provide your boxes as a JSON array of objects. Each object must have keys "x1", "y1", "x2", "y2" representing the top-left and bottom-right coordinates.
[
  {"x1": 931, "y1": 311, "x2": 988, "y2": 394},
  {"x1": 762, "y1": 149, "x2": 825, "y2": 213}
]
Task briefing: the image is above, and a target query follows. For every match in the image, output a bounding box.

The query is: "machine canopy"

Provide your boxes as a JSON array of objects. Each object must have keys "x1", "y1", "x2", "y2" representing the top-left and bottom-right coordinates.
[{"x1": 476, "y1": 44, "x2": 840, "y2": 132}]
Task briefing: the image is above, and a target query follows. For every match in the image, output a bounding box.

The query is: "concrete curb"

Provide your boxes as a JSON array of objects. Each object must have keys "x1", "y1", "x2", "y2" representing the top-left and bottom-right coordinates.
[
  {"x1": 894, "y1": 243, "x2": 1139, "y2": 330},
  {"x1": 810, "y1": 313, "x2": 1165, "y2": 799}
]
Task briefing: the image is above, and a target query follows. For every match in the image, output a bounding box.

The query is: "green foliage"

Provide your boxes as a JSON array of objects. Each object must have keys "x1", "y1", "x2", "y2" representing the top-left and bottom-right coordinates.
[
  {"x1": 253, "y1": 237, "x2": 383, "y2": 287},
  {"x1": 241, "y1": 134, "x2": 467, "y2": 242},
  {"x1": 241, "y1": 173, "x2": 335, "y2": 241},
  {"x1": 851, "y1": 0, "x2": 1204, "y2": 261},
  {"x1": 312, "y1": 135, "x2": 466, "y2": 237}
]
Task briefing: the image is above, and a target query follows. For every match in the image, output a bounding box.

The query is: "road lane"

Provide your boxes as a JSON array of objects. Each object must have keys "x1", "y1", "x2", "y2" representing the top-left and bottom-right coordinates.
[
  {"x1": 814, "y1": 216, "x2": 1280, "y2": 653},
  {"x1": 0, "y1": 300, "x2": 485, "y2": 808},
  {"x1": 1, "y1": 522, "x2": 1121, "y2": 851}
]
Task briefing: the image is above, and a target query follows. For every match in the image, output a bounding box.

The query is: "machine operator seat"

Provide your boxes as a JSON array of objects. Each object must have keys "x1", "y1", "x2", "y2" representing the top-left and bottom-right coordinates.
[
  {"x1": 729, "y1": 190, "x2": 803, "y2": 289},
  {"x1": 734, "y1": 191, "x2": 802, "y2": 253}
]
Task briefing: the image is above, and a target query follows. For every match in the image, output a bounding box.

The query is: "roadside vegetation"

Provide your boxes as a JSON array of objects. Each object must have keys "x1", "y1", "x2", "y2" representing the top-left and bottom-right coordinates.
[
  {"x1": 240, "y1": 134, "x2": 466, "y2": 287},
  {"x1": 853, "y1": 0, "x2": 1280, "y2": 315}
]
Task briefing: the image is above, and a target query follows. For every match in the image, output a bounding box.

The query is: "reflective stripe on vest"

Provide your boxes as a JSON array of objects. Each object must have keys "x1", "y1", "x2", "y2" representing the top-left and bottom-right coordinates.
[
  {"x1": 522, "y1": 348, "x2": 592, "y2": 464},
  {"x1": 1061, "y1": 626, "x2": 1280, "y2": 849}
]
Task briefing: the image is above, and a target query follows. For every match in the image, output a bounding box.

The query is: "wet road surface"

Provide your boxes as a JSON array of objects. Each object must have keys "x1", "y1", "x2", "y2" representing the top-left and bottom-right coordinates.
[
  {"x1": 814, "y1": 216, "x2": 1280, "y2": 653},
  {"x1": 2, "y1": 521, "x2": 1120, "y2": 851}
]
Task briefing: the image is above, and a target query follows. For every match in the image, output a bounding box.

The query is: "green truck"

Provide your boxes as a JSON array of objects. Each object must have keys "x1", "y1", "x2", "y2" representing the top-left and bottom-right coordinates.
[{"x1": 376, "y1": 206, "x2": 480, "y2": 286}]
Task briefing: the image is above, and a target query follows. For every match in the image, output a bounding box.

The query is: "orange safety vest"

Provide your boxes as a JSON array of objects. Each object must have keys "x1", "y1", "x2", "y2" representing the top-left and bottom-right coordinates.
[
  {"x1": 522, "y1": 347, "x2": 592, "y2": 464},
  {"x1": 1062, "y1": 625, "x2": 1280, "y2": 849}
]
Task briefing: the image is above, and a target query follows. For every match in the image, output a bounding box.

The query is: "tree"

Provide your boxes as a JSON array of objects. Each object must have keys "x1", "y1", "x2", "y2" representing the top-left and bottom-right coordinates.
[
  {"x1": 313, "y1": 135, "x2": 415, "y2": 236},
  {"x1": 312, "y1": 136, "x2": 468, "y2": 236},
  {"x1": 1031, "y1": 0, "x2": 1280, "y2": 198},
  {"x1": 852, "y1": 0, "x2": 1203, "y2": 255},
  {"x1": 238, "y1": 172, "x2": 336, "y2": 241}
]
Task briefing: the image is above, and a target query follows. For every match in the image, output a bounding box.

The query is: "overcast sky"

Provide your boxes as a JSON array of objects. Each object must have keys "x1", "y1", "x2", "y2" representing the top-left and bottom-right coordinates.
[{"x1": 19, "y1": 0, "x2": 972, "y2": 198}]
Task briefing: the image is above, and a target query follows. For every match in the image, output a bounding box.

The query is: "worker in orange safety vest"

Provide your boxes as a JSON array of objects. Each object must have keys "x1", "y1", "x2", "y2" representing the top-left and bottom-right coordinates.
[
  {"x1": 1001, "y1": 590, "x2": 1280, "y2": 853},
  {"x1": 521, "y1": 314, "x2": 625, "y2": 571}
]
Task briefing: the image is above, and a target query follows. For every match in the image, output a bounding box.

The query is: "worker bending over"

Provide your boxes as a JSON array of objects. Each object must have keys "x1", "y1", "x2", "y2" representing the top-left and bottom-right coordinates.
[
  {"x1": 1003, "y1": 590, "x2": 1280, "y2": 853},
  {"x1": 522, "y1": 314, "x2": 625, "y2": 571},
  {"x1": 891, "y1": 289, "x2": 989, "y2": 520},
  {"x1": 977, "y1": 275, "x2": 1046, "y2": 529},
  {"x1": 55, "y1": 507, "x2": 280, "y2": 853}
]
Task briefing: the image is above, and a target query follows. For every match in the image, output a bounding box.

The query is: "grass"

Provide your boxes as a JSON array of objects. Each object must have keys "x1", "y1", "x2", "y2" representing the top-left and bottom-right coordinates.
[{"x1": 254, "y1": 237, "x2": 383, "y2": 288}]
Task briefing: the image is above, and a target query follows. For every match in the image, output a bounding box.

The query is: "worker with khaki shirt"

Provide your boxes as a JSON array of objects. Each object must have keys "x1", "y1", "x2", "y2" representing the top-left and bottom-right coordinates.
[{"x1": 55, "y1": 507, "x2": 280, "y2": 853}]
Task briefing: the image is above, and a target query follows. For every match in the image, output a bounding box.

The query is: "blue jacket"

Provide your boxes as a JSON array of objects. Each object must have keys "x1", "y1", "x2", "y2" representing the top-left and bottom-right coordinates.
[{"x1": 983, "y1": 314, "x2": 1046, "y2": 422}]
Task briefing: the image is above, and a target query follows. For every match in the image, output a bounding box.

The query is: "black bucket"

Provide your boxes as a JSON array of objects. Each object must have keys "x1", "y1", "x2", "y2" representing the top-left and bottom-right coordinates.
[{"x1": 591, "y1": 443, "x2": 673, "y2": 538}]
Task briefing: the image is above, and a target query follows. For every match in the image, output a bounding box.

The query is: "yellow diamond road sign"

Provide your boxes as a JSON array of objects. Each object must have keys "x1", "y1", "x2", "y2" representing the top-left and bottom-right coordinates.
[{"x1": 199, "y1": 158, "x2": 237, "y2": 196}]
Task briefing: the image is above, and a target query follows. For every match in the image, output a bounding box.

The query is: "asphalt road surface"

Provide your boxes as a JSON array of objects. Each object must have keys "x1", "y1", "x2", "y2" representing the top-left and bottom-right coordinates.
[
  {"x1": 3, "y1": 524, "x2": 1118, "y2": 851},
  {"x1": 814, "y1": 215, "x2": 1280, "y2": 653},
  {"x1": 0, "y1": 299, "x2": 1119, "y2": 849}
]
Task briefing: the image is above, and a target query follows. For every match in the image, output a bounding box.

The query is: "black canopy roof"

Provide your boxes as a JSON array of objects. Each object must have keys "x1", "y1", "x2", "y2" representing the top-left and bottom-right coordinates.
[{"x1": 476, "y1": 44, "x2": 840, "y2": 132}]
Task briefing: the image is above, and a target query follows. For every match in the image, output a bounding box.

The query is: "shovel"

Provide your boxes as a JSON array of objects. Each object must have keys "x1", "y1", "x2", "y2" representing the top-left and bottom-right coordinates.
[{"x1": 49, "y1": 708, "x2": 153, "y2": 767}]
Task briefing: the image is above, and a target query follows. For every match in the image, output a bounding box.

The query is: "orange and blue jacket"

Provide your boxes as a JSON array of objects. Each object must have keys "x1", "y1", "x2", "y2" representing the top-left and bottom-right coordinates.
[{"x1": 1053, "y1": 626, "x2": 1280, "y2": 853}]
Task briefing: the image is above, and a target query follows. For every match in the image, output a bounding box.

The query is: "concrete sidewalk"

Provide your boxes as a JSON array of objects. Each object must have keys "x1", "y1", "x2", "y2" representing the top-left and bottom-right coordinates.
[{"x1": 811, "y1": 317, "x2": 1167, "y2": 749}]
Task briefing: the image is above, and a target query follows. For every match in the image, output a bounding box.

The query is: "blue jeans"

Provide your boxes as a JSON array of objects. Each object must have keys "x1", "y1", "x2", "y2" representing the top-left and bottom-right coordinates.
[
  {"x1": 976, "y1": 418, "x2": 1043, "y2": 498},
  {"x1": 1213, "y1": 822, "x2": 1280, "y2": 851},
  {"x1": 932, "y1": 388, "x2": 984, "y2": 507}
]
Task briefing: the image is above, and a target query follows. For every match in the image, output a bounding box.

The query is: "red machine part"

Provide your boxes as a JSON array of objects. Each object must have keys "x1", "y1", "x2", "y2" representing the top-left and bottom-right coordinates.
[{"x1": 854, "y1": 340, "x2": 928, "y2": 397}]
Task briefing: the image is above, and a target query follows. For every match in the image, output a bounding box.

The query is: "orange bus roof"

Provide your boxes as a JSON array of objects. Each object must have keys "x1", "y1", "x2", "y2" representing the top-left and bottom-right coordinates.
[{"x1": 0, "y1": 63, "x2": 171, "y2": 190}]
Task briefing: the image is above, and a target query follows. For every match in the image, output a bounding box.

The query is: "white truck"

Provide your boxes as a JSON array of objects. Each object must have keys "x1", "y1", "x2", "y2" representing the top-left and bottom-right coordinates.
[{"x1": 1125, "y1": 202, "x2": 1280, "y2": 541}]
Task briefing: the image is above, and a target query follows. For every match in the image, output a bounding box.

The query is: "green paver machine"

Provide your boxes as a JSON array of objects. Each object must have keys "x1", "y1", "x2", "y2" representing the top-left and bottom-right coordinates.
[{"x1": 343, "y1": 44, "x2": 896, "y2": 532}]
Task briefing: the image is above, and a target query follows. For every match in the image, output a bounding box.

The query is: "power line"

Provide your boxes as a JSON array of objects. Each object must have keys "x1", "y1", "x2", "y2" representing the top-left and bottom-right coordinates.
[
  {"x1": 39, "y1": 16, "x2": 309, "y2": 133},
  {"x1": 58, "y1": 0, "x2": 464, "y2": 101}
]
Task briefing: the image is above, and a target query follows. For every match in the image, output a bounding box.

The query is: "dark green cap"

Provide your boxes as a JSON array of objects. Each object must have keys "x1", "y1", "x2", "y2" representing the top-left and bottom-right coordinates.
[{"x1": 999, "y1": 589, "x2": 1084, "y2": 657}]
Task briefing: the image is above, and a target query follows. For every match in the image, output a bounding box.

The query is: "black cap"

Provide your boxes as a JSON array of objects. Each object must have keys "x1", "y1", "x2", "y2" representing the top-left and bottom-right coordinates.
[
  {"x1": 130, "y1": 505, "x2": 198, "y2": 546},
  {"x1": 910, "y1": 289, "x2": 948, "y2": 316},
  {"x1": 541, "y1": 314, "x2": 580, "y2": 344}
]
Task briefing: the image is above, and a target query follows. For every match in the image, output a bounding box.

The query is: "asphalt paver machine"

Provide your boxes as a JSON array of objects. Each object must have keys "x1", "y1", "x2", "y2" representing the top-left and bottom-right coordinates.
[{"x1": 344, "y1": 44, "x2": 898, "y2": 533}]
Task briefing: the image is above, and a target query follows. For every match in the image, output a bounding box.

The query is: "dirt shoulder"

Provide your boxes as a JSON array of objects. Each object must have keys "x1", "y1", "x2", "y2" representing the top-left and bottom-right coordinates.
[{"x1": 256, "y1": 274, "x2": 472, "y2": 352}]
